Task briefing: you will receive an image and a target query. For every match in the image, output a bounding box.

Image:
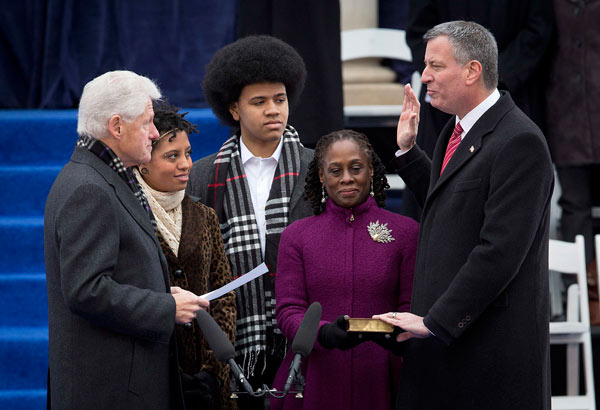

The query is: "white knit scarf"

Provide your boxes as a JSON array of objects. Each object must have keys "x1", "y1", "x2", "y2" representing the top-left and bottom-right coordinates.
[{"x1": 133, "y1": 168, "x2": 185, "y2": 256}]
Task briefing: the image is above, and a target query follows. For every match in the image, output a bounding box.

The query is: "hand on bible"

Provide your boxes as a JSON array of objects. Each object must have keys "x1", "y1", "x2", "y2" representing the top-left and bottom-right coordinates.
[{"x1": 372, "y1": 312, "x2": 431, "y2": 342}]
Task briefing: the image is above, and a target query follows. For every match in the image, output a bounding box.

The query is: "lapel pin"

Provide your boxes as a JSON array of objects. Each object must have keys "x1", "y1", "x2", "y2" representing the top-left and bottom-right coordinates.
[{"x1": 469, "y1": 146, "x2": 475, "y2": 153}]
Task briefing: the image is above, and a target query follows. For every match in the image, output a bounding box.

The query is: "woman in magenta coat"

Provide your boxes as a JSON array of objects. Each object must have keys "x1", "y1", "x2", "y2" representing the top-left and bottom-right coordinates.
[{"x1": 270, "y1": 130, "x2": 419, "y2": 410}]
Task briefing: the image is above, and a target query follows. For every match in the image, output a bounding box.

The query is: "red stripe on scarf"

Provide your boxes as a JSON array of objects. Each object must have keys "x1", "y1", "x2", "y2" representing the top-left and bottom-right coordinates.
[
  {"x1": 273, "y1": 172, "x2": 299, "y2": 181},
  {"x1": 211, "y1": 161, "x2": 222, "y2": 206},
  {"x1": 226, "y1": 174, "x2": 247, "y2": 182}
]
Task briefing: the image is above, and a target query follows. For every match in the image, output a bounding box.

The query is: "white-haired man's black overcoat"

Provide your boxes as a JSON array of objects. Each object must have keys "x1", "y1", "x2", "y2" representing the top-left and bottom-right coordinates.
[{"x1": 44, "y1": 147, "x2": 183, "y2": 410}]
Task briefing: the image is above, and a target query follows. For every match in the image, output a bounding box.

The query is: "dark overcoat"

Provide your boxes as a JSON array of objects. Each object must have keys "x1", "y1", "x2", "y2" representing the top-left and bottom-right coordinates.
[
  {"x1": 393, "y1": 92, "x2": 554, "y2": 410},
  {"x1": 44, "y1": 147, "x2": 182, "y2": 410},
  {"x1": 546, "y1": 0, "x2": 600, "y2": 166}
]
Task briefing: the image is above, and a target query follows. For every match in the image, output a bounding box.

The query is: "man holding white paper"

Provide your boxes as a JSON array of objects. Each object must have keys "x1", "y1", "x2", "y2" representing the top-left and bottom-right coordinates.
[{"x1": 44, "y1": 71, "x2": 208, "y2": 410}]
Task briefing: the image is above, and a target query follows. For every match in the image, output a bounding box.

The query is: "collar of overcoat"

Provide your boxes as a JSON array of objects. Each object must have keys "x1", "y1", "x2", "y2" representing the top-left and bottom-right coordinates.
[
  {"x1": 70, "y1": 147, "x2": 171, "y2": 288},
  {"x1": 427, "y1": 91, "x2": 515, "y2": 200}
]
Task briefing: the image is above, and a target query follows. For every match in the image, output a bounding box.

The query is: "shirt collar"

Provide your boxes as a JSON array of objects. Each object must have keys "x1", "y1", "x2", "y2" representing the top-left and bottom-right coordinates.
[
  {"x1": 455, "y1": 88, "x2": 501, "y2": 137},
  {"x1": 239, "y1": 135, "x2": 284, "y2": 165}
]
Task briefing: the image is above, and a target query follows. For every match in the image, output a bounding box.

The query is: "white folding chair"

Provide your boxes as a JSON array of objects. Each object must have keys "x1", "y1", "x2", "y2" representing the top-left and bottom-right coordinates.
[
  {"x1": 550, "y1": 235, "x2": 596, "y2": 410},
  {"x1": 340, "y1": 28, "x2": 421, "y2": 117}
]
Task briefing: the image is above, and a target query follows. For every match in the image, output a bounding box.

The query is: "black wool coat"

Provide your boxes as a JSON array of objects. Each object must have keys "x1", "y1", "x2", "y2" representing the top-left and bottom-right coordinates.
[
  {"x1": 546, "y1": 0, "x2": 600, "y2": 166},
  {"x1": 393, "y1": 92, "x2": 554, "y2": 410},
  {"x1": 44, "y1": 147, "x2": 183, "y2": 410}
]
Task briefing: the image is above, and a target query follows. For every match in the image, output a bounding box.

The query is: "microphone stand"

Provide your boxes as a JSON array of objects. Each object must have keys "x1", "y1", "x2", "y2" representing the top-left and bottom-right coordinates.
[{"x1": 230, "y1": 374, "x2": 306, "y2": 400}]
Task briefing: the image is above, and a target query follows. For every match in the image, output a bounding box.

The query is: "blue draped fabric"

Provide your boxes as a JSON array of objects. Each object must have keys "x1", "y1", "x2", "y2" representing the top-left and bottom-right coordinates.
[{"x1": 0, "y1": 0, "x2": 236, "y2": 108}]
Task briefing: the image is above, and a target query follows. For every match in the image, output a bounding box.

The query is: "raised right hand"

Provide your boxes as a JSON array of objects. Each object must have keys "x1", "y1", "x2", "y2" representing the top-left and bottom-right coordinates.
[{"x1": 396, "y1": 84, "x2": 421, "y2": 151}]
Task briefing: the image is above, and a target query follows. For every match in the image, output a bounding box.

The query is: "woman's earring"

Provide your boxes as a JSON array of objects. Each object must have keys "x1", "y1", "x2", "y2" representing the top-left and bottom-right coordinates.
[
  {"x1": 321, "y1": 185, "x2": 327, "y2": 203},
  {"x1": 141, "y1": 167, "x2": 149, "y2": 175},
  {"x1": 370, "y1": 180, "x2": 374, "y2": 197}
]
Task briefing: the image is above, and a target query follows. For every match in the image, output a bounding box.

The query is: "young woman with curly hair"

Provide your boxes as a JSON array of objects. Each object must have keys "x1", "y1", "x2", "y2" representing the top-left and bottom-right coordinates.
[{"x1": 134, "y1": 100, "x2": 237, "y2": 410}]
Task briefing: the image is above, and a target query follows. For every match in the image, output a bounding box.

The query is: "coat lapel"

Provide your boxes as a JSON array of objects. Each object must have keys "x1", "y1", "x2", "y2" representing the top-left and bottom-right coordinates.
[
  {"x1": 72, "y1": 148, "x2": 157, "y2": 240},
  {"x1": 427, "y1": 92, "x2": 515, "y2": 200},
  {"x1": 71, "y1": 148, "x2": 171, "y2": 288},
  {"x1": 434, "y1": 127, "x2": 484, "y2": 187}
]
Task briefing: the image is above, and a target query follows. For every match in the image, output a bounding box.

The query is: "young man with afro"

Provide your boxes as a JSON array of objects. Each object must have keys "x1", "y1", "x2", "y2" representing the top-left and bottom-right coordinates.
[{"x1": 187, "y1": 35, "x2": 314, "y2": 408}]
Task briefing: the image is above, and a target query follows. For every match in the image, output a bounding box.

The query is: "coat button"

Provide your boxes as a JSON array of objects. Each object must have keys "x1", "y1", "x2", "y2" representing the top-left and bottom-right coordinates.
[
  {"x1": 174, "y1": 269, "x2": 184, "y2": 279},
  {"x1": 465, "y1": 316, "x2": 471, "y2": 321},
  {"x1": 458, "y1": 322, "x2": 464, "y2": 328}
]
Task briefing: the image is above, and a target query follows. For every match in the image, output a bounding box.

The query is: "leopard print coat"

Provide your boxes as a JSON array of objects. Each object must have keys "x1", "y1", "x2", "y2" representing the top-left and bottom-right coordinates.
[{"x1": 158, "y1": 194, "x2": 237, "y2": 410}]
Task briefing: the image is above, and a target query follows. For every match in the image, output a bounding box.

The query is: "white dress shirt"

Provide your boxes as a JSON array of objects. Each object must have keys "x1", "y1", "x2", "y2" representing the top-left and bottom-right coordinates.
[
  {"x1": 454, "y1": 88, "x2": 500, "y2": 140},
  {"x1": 239, "y1": 137, "x2": 284, "y2": 258}
]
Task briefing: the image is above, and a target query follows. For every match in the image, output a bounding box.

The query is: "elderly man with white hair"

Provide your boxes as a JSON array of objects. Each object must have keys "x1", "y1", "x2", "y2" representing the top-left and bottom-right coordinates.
[{"x1": 44, "y1": 70, "x2": 209, "y2": 410}]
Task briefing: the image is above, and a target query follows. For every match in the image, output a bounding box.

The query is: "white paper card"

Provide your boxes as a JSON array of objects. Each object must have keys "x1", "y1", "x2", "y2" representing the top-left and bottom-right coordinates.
[{"x1": 200, "y1": 263, "x2": 269, "y2": 301}]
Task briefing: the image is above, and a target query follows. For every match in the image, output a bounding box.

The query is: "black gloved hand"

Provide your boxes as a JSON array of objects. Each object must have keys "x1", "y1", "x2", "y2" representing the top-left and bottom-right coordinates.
[
  {"x1": 181, "y1": 370, "x2": 220, "y2": 407},
  {"x1": 318, "y1": 315, "x2": 363, "y2": 350},
  {"x1": 365, "y1": 327, "x2": 406, "y2": 356}
]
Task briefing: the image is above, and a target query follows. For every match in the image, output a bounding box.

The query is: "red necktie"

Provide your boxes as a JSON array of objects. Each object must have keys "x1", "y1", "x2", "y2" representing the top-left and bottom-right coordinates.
[{"x1": 440, "y1": 122, "x2": 463, "y2": 175}]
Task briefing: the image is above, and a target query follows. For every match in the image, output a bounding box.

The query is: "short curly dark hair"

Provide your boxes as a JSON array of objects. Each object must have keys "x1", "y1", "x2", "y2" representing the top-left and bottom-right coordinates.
[
  {"x1": 304, "y1": 130, "x2": 389, "y2": 215},
  {"x1": 152, "y1": 100, "x2": 198, "y2": 143},
  {"x1": 203, "y1": 35, "x2": 307, "y2": 127}
]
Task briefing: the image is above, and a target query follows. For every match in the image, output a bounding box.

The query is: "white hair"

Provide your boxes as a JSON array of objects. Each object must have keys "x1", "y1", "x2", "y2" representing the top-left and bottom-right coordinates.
[{"x1": 77, "y1": 70, "x2": 162, "y2": 139}]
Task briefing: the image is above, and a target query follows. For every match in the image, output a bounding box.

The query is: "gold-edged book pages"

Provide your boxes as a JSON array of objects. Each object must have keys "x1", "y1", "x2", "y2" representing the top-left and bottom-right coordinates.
[{"x1": 347, "y1": 318, "x2": 394, "y2": 333}]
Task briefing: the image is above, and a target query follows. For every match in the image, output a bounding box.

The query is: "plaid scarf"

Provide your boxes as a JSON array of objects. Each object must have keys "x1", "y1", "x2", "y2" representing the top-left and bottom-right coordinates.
[
  {"x1": 76, "y1": 135, "x2": 156, "y2": 232},
  {"x1": 206, "y1": 125, "x2": 302, "y2": 374}
]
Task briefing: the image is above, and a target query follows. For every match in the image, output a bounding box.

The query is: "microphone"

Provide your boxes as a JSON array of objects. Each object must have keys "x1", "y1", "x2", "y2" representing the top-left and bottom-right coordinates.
[
  {"x1": 283, "y1": 302, "x2": 322, "y2": 394},
  {"x1": 196, "y1": 310, "x2": 254, "y2": 395}
]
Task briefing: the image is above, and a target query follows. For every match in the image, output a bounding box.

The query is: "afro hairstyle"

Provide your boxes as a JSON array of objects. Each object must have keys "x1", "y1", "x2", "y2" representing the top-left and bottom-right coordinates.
[{"x1": 202, "y1": 35, "x2": 307, "y2": 127}]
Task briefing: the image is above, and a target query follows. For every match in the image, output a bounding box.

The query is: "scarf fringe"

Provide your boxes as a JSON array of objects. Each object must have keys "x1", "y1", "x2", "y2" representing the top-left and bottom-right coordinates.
[{"x1": 240, "y1": 349, "x2": 266, "y2": 377}]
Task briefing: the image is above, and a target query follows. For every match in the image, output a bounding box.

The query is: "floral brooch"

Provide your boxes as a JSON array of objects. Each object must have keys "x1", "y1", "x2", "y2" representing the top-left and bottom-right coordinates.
[{"x1": 367, "y1": 220, "x2": 395, "y2": 243}]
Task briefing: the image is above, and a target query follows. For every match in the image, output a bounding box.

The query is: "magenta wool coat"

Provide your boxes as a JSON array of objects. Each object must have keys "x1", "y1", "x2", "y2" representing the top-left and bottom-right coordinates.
[{"x1": 270, "y1": 197, "x2": 419, "y2": 410}]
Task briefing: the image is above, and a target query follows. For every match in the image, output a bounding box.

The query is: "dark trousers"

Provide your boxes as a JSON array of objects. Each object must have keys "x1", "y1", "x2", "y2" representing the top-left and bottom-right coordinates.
[
  {"x1": 234, "y1": 354, "x2": 280, "y2": 410},
  {"x1": 556, "y1": 164, "x2": 600, "y2": 262}
]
